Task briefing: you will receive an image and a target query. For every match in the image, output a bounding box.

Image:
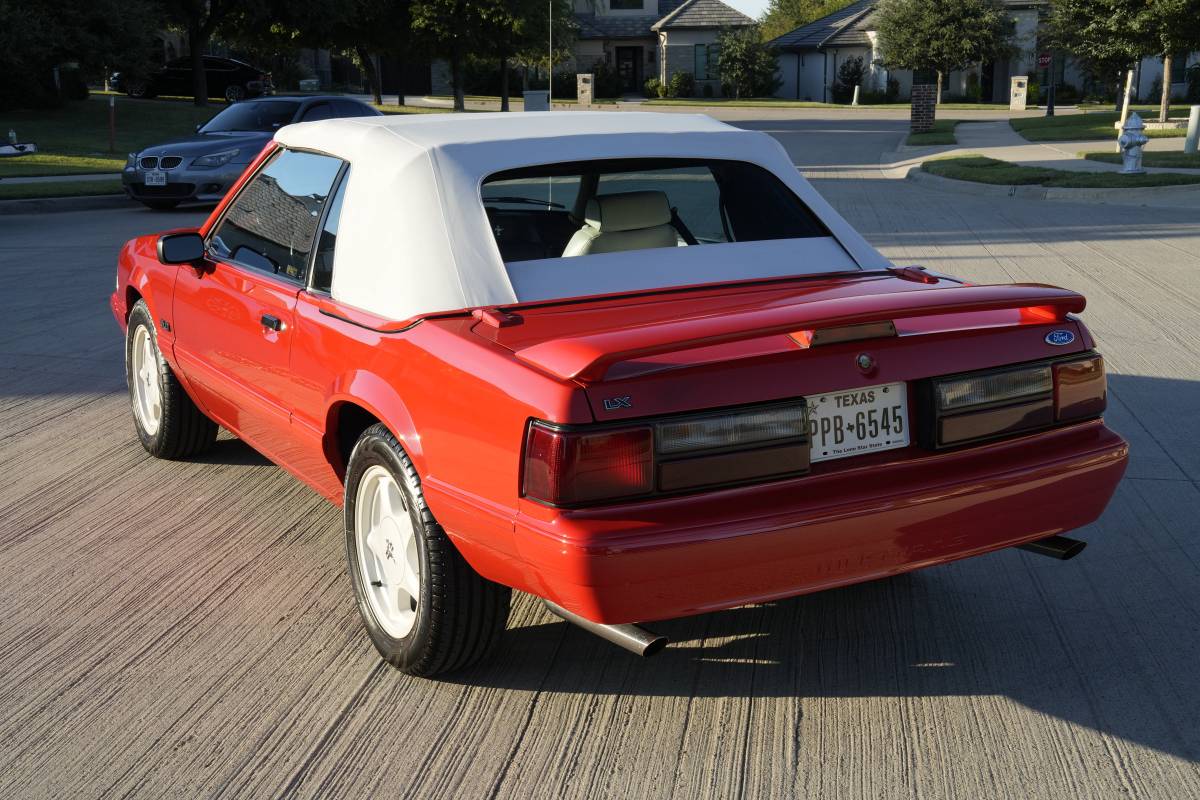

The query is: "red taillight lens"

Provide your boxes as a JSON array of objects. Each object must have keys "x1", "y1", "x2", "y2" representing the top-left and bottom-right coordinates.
[
  {"x1": 522, "y1": 422, "x2": 653, "y2": 506},
  {"x1": 1054, "y1": 356, "x2": 1106, "y2": 421}
]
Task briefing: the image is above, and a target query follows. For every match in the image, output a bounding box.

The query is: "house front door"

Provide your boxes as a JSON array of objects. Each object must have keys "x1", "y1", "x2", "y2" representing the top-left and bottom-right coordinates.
[{"x1": 615, "y1": 47, "x2": 642, "y2": 93}]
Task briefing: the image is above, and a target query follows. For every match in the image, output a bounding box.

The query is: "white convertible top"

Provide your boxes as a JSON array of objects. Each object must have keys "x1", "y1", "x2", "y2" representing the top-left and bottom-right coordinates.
[{"x1": 275, "y1": 112, "x2": 892, "y2": 320}]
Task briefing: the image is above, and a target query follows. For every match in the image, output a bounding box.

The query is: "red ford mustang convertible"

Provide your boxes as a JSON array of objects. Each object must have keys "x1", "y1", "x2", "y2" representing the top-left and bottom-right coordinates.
[{"x1": 112, "y1": 112, "x2": 1128, "y2": 676}]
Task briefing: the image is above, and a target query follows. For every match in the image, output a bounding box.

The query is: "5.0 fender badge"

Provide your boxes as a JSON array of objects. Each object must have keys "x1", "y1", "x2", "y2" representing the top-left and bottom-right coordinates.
[{"x1": 1045, "y1": 329, "x2": 1076, "y2": 346}]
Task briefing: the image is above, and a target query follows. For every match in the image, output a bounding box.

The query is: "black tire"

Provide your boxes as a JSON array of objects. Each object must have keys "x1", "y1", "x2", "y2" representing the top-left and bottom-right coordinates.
[
  {"x1": 141, "y1": 199, "x2": 180, "y2": 211},
  {"x1": 345, "y1": 423, "x2": 511, "y2": 676},
  {"x1": 125, "y1": 300, "x2": 217, "y2": 459}
]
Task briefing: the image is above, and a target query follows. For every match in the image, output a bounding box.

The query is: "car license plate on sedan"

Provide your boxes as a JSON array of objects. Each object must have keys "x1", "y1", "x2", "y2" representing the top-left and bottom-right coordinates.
[
  {"x1": 144, "y1": 170, "x2": 167, "y2": 187},
  {"x1": 807, "y1": 382, "x2": 909, "y2": 463}
]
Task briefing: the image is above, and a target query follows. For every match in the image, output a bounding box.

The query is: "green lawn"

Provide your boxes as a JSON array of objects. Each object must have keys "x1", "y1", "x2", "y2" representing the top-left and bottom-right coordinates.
[
  {"x1": 644, "y1": 97, "x2": 1009, "y2": 110},
  {"x1": 0, "y1": 153, "x2": 125, "y2": 176},
  {"x1": 1010, "y1": 108, "x2": 1190, "y2": 142},
  {"x1": 0, "y1": 178, "x2": 123, "y2": 200},
  {"x1": 922, "y1": 155, "x2": 1200, "y2": 187},
  {"x1": 424, "y1": 94, "x2": 616, "y2": 105},
  {"x1": 906, "y1": 119, "x2": 960, "y2": 146},
  {"x1": 1081, "y1": 151, "x2": 1200, "y2": 169},
  {"x1": 373, "y1": 102, "x2": 457, "y2": 114},
  {"x1": 0, "y1": 94, "x2": 449, "y2": 179}
]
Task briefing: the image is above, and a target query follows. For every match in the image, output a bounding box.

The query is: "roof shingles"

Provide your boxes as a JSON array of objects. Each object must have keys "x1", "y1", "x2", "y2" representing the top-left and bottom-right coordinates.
[{"x1": 577, "y1": 0, "x2": 750, "y2": 40}]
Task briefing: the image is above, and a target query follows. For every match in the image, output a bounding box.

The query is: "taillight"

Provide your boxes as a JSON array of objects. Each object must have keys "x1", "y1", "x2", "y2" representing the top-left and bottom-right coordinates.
[
  {"x1": 522, "y1": 400, "x2": 809, "y2": 506},
  {"x1": 522, "y1": 423, "x2": 653, "y2": 505},
  {"x1": 1054, "y1": 355, "x2": 1106, "y2": 421},
  {"x1": 927, "y1": 354, "x2": 1106, "y2": 448}
]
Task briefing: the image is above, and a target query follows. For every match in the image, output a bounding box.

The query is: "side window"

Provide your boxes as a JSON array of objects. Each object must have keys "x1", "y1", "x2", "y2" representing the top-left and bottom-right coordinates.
[
  {"x1": 311, "y1": 169, "x2": 349, "y2": 293},
  {"x1": 208, "y1": 149, "x2": 343, "y2": 282},
  {"x1": 300, "y1": 103, "x2": 334, "y2": 122}
]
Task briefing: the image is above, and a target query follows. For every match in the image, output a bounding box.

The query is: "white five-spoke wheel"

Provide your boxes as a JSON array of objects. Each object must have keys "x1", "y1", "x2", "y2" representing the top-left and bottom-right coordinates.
[
  {"x1": 124, "y1": 299, "x2": 217, "y2": 459},
  {"x1": 355, "y1": 465, "x2": 421, "y2": 638},
  {"x1": 130, "y1": 324, "x2": 163, "y2": 436},
  {"x1": 344, "y1": 423, "x2": 512, "y2": 676}
]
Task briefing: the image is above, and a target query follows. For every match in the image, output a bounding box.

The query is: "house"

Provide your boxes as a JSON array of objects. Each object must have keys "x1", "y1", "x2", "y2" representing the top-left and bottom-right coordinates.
[
  {"x1": 571, "y1": 0, "x2": 754, "y2": 95},
  {"x1": 769, "y1": 0, "x2": 1103, "y2": 104}
]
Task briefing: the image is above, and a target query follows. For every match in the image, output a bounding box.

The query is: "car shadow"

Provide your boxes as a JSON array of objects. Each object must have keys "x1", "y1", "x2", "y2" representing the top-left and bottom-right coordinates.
[
  {"x1": 189, "y1": 435, "x2": 272, "y2": 467},
  {"x1": 433, "y1": 373, "x2": 1199, "y2": 763}
]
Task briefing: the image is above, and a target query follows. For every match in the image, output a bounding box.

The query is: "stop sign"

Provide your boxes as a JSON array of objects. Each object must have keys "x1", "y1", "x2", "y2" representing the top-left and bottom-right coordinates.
[{"x1": 1038, "y1": 52, "x2": 1052, "y2": 69}]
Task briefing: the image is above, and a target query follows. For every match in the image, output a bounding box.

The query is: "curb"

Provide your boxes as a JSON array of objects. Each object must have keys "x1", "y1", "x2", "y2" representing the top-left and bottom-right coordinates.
[
  {"x1": 906, "y1": 167, "x2": 1200, "y2": 207},
  {"x1": 0, "y1": 194, "x2": 132, "y2": 215}
]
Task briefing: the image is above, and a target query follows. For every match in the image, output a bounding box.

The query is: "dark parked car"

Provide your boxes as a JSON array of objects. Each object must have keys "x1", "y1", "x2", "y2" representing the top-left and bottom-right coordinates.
[
  {"x1": 122, "y1": 95, "x2": 382, "y2": 209},
  {"x1": 114, "y1": 56, "x2": 273, "y2": 104}
]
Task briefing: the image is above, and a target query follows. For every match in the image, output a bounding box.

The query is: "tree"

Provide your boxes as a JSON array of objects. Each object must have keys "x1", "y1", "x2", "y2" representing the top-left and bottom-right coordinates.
[
  {"x1": 1048, "y1": 0, "x2": 1146, "y2": 111},
  {"x1": 412, "y1": 0, "x2": 510, "y2": 111},
  {"x1": 0, "y1": 0, "x2": 162, "y2": 110},
  {"x1": 716, "y1": 26, "x2": 780, "y2": 99},
  {"x1": 475, "y1": 0, "x2": 573, "y2": 111},
  {"x1": 875, "y1": 0, "x2": 1014, "y2": 115},
  {"x1": 1134, "y1": 0, "x2": 1200, "y2": 121},
  {"x1": 759, "y1": 0, "x2": 858, "y2": 43},
  {"x1": 161, "y1": 0, "x2": 241, "y2": 106}
]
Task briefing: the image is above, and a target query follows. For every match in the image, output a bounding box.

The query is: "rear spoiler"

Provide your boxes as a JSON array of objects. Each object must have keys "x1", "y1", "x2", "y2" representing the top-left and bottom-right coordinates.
[{"x1": 515, "y1": 283, "x2": 1086, "y2": 382}]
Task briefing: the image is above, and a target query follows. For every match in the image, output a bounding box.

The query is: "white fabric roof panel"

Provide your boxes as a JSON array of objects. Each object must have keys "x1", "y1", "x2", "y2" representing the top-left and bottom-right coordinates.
[{"x1": 274, "y1": 112, "x2": 893, "y2": 321}]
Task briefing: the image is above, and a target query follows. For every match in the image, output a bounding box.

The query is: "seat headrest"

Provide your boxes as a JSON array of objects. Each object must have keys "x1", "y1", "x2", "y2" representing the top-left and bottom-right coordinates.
[{"x1": 584, "y1": 191, "x2": 672, "y2": 233}]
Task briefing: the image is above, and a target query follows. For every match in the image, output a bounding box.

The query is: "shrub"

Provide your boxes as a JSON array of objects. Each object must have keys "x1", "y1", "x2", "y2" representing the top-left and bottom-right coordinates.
[
  {"x1": 965, "y1": 71, "x2": 981, "y2": 102},
  {"x1": 1187, "y1": 64, "x2": 1200, "y2": 102},
  {"x1": 668, "y1": 70, "x2": 695, "y2": 98},
  {"x1": 830, "y1": 56, "x2": 865, "y2": 103},
  {"x1": 715, "y1": 25, "x2": 780, "y2": 99},
  {"x1": 462, "y1": 56, "x2": 522, "y2": 96},
  {"x1": 592, "y1": 62, "x2": 624, "y2": 97},
  {"x1": 644, "y1": 76, "x2": 663, "y2": 98},
  {"x1": 1026, "y1": 79, "x2": 1040, "y2": 104},
  {"x1": 59, "y1": 65, "x2": 90, "y2": 101},
  {"x1": 550, "y1": 71, "x2": 577, "y2": 99}
]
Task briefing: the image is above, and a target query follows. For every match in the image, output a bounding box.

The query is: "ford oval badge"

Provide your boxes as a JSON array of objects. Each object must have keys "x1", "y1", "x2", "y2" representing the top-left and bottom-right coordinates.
[{"x1": 1045, "y1": 329, "x2": 1075, "y2": 346}]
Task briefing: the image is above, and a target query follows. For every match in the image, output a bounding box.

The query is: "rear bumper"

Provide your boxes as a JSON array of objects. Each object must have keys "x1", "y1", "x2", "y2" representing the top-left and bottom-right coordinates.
[{"x1": 514, "y1": 420, "x2": 1128, "y2": 624}]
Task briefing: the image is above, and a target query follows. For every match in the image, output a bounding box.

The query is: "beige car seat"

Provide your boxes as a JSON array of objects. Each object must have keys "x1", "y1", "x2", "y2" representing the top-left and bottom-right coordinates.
[{"x1": 562, "y1": 190, "x2": 679, "y2": 257}]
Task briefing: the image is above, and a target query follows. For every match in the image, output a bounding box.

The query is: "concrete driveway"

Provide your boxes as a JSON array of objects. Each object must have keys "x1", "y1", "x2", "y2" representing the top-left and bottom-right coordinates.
[{"x1": 1, "y1": 113, "x2": 1198, "y2": 799}]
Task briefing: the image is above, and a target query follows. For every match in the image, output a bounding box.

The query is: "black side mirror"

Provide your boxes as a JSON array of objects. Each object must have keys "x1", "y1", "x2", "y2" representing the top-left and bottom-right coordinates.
[{"x1": 157, "y1": 232, "x2": 205, "y2": 264}]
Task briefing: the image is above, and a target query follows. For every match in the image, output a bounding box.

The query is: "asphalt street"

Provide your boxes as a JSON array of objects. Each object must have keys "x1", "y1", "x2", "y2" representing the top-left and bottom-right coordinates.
[{"x1": 2, "y1": 112, "x2": 1199, "y2": 799}]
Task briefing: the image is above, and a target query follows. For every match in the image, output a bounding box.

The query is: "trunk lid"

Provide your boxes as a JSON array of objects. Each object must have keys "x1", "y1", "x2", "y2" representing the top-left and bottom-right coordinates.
[{"x1": 469, "y1": 274, "x2": 1090, "y2": 421}]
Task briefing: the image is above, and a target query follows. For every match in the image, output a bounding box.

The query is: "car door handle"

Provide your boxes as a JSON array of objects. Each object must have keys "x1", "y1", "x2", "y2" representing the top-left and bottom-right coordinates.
[{"x1": 260, "y1": 314, "x2": 284, "y2": 332}]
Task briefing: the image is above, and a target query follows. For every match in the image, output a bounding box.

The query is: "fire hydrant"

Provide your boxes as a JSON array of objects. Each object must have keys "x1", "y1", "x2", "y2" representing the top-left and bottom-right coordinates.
[{"x1": 1118, "y1": 112, "x2": 1148, "y2": 174}]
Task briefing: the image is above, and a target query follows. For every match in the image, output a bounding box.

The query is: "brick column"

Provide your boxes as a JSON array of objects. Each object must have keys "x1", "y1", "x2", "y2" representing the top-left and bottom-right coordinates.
[{"x1": 910, "y1": 84, "x2": 937, "y2": 133}]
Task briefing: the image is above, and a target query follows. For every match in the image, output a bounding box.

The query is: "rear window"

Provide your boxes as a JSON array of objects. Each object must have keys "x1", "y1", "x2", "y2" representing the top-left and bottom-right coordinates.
[
  {"x1": 481, "y1": 158, "x2": 829, "y2": 265},
  {"x1": 200, "y1": 100, "x2": 299, "y2": 133}
]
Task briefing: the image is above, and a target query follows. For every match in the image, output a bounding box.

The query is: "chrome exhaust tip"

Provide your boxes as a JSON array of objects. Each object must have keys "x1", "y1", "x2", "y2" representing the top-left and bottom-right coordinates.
[
  {"x1": 542, "y1": 600, "x2": 668, "y2": 657},
  {"x1": 1016, "y1": 535, "x2": 1087, "y2": 560}
]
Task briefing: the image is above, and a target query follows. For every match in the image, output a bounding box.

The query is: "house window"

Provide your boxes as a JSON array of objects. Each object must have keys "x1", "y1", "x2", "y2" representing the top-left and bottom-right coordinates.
[
  {"x1": 609, "y1": 0, "x2": 642, "y2": 9},
  {"x1": 1170, "y1": 52, "x2": 1188, "y2": 84},
  {"x1": 695, "y1": 45, "x2": 719, "y2": 80}
]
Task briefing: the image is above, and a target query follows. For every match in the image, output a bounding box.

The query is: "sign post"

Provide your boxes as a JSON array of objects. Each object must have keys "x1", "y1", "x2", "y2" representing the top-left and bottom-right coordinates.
[
  {"x1": 108, "y1": 95, "x2": 116, "y2": 153},
  {"x1": 1038, "y1": 52, "x2": 1055, "y2": 116}
]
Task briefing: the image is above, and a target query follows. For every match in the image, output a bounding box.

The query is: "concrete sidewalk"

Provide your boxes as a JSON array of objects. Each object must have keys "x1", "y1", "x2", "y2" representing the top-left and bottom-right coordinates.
[{"x1": 953, "y1": 120, "x2": 1200, "y2": 174}]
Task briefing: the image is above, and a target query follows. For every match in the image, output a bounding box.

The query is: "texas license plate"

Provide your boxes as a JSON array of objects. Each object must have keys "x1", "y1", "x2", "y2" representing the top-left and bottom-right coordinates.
[
  {"x1": 807, "y1": 382, "x2": 909, "y2": 463},
  {"x1": 144, "y1": 170, "x2": 167, "y2": 187}
]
